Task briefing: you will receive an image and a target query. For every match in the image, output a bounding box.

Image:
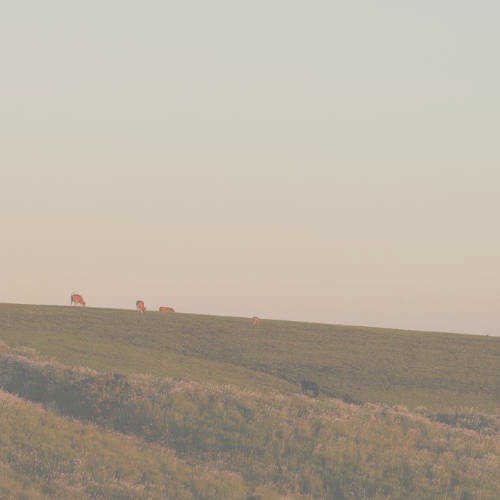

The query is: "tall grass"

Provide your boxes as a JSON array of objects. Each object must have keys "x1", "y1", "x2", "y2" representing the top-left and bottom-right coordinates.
[
  {"x1": 0, "y1": 390, "x2": 248, "y2": 499},
  {"x1": 1, "y1": 345, "x2": 497, "y2": 499}
]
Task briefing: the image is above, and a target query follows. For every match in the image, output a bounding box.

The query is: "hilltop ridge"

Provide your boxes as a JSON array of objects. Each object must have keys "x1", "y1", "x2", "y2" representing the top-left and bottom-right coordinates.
[{"x1": 0, "y1": 302, "x2": 498, "y2": 411}]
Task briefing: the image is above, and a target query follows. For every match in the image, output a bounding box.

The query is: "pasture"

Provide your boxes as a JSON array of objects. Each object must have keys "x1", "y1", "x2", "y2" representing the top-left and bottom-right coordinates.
[
  {"x1": 0, "y1": 303, "x2": 497, "y2": 412},
  {"x1": 0, "y1": 303, "x2": 498, "y2": 498}
]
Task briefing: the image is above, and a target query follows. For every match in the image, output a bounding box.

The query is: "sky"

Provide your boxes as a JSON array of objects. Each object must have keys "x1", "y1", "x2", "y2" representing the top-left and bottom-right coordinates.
[{"x1": 1, "y1": 1, "x2": 499, "y2": 334}]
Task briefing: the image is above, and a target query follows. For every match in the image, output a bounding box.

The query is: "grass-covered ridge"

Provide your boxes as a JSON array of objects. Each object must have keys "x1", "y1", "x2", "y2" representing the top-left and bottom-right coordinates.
[{"x1": 0, "y1": 303, "x2": 498, "y2": 411}]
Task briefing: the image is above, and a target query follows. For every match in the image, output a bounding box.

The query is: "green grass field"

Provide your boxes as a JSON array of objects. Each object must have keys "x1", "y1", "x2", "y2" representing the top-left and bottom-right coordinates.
[
  {"x1": 0, "y1": 303, "x2": 498, "y2": 411},
  {"x1": 0, "y1": 303, "x2": 498, "y2": 498}
]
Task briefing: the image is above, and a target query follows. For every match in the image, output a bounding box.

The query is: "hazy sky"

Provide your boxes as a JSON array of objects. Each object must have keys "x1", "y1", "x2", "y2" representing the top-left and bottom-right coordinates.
[{"x1": 2, "y1": 1, "x2": 499, "y2": 334}]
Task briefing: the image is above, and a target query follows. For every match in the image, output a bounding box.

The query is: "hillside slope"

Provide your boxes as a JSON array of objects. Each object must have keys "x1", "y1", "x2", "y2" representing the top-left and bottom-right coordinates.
[
  {"x1": 0, "y1": 303, "x2": 498, "y2": 498},
  {"x1": 0, "y1": 343, "x2": 498, "y2": 499},
  {"x1": 0, "y1": 388, "x2": 247, "y2": 499},
  {"x1": 0, "y1": 303, "x2": 498, "y2": 411}
]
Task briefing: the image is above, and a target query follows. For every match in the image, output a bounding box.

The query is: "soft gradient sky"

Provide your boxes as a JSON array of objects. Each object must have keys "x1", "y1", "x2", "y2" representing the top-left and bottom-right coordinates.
[{"x1": 1, "y1": 1, "x2": 499, "y2": 334}]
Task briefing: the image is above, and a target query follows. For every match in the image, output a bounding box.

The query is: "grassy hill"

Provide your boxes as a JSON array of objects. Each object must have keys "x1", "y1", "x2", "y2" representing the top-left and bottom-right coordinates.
[
  {"x1": 0, "y1": 303, "x2": 498, "y2": 498},
  {"x1": 0, "y1": 303, "x2": 497, "y2": 411}
]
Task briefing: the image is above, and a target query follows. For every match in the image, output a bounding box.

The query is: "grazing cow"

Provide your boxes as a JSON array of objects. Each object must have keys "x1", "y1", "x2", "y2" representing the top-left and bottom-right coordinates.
[
  {"x1": 136, "y1": 300, "x2": 146, "y2": 315},
  {"x1": 71, "y1": 293, "x2": 86, "y2": 307},
  {"x1": 252, "y1": 316, "x2": 260, "y2": 326},
  {"x1": 159, "y1": 306, "x2": 175, "y2": 313},
  {"x1": 300, "y1": 379, "x2": 319, "y2": 397}
]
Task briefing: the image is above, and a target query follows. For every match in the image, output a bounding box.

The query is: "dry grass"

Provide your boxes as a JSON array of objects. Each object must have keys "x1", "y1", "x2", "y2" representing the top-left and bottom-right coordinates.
[
  {"x1": 0, "y1": 388, "x2": 248, "y2": 499},
  {"x1": 0, "y1": 348, "x2": 498, "y2": 499}
]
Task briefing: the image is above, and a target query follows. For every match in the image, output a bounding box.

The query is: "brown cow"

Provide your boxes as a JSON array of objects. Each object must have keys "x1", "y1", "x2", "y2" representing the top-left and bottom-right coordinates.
[
  {"x1": 136, "y1": 300, "x2": 146, "y2": 315},
  {"x1": 71, "y1": 293, "x2": 86, "y2": 307},
  {"x1": 159, "y1": 306, "x2": 175, "y2": 313},
  {"x1": 252, "y1": 316, "x2": 260, "y2": 326}
]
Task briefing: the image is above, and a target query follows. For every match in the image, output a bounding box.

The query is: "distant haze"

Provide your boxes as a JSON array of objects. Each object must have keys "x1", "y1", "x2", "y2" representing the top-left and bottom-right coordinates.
[{"x1": 2, "y1": 1, "x2": 499, "y2": 335}]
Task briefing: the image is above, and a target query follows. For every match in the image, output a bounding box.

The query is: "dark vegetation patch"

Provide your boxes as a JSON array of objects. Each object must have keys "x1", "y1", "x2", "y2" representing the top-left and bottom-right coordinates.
[
  {"x1": 300, "y1": 378, "x2": 319, "y2": 397},
  {"x1": 416, "y1": 409, "x2": 498, "y2": 435}
]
